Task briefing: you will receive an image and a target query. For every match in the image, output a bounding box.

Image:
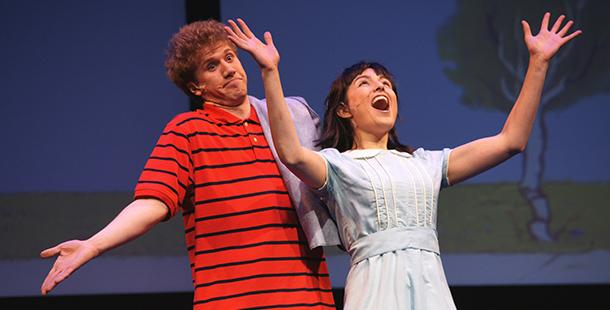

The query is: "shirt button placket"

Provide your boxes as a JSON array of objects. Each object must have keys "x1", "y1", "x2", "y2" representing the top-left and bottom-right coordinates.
[
  {"x1": 244, "y1": 121, "x2": 260, "y2": 159},
  {"x1": 245, "y1": 122, "x2": 259, "y2": 143}
]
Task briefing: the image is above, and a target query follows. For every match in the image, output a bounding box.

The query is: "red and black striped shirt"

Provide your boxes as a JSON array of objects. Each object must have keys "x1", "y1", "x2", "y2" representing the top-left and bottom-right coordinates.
[{"x1": 135, "y1": 103, "x2": 335, "y2": 309}]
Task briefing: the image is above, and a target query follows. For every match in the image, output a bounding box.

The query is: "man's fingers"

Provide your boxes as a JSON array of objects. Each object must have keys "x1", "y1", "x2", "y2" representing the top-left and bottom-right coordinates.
[
  {"x1": 41, "y1": 278, "x2": 54, "y2": 295},
  {"x1": 40, "y1": 246, "x2": 60, "y2": 258},
  {"x1": 54, "y1": 269, "x2": 71, "y2": 283},
  {"x1": 41, "y1": 278, "x2": 58, "y2": 295},
  {"x1": 41, "y1": 263, "x2": 73, "y2": 295},
  {"x1": 41, "y1": 268, "x2": 59, "y2": 295}
]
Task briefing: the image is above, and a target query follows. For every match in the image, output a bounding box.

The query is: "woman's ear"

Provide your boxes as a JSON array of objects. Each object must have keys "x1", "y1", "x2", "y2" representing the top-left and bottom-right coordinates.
[{"x1": 336, "y1": 102, "x2": 352, "y2": 119}]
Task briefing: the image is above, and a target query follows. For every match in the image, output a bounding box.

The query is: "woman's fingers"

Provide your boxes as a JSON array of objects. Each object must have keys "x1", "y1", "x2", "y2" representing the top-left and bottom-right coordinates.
[
  {"x1": 263, "y1": 31, "x2": 274, "y2": 47},
  {"x1": 558, "y1": 20, "x2": 574, "y2": 37},
  {"x1": 521, "y1": 20, "x2": 532, "y2": 39},
  {"x1": 224, "y1": 26, "x2": 242, "y2": 45},
  {"x1": 550, "y1": 15, "x2": 565, "y2": 33},
  {"x1": 562, "y1": 29, "x2": 583, "y2": 43},
  {"x1": 236, "y1": 18, "x2": 255, "y2": 38},
  {"x1": 227, "y1": 19, "x2": 247, "y2": 40},
  {"x1": 540, "y1": 12, "x2": 551, "y2": 32}
]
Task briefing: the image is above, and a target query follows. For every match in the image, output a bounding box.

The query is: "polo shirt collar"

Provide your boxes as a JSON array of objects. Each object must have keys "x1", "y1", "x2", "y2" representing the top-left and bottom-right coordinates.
[{"x1": 197, "y1": 102, "x2": 260, "y2": 125}]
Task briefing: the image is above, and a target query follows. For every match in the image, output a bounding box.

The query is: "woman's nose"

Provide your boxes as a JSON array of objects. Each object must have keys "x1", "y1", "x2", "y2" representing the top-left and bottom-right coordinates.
[{"x1": 375, "y1": 81, "x2": 385, "y2": 91}]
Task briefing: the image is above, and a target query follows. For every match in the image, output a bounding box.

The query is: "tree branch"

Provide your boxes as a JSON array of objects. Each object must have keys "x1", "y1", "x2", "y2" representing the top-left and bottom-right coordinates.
[
  {"x1": 541, "y1": 76, "x2": 567, "y2": 106},
  {"x1": 500, "y1": 76, "x2": 518, "y2": 103}
]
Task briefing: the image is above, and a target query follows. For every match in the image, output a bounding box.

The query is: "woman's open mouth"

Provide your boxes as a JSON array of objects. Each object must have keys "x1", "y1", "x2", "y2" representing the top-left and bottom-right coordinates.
[{"x1": 371, "y1": 95, "x2": 390, "y2": 111}]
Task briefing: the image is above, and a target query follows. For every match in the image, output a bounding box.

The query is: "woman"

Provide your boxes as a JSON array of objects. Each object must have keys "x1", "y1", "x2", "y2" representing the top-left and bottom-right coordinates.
[{"x1": 226, "y1": 13, "x2": 580, "y2": 309}]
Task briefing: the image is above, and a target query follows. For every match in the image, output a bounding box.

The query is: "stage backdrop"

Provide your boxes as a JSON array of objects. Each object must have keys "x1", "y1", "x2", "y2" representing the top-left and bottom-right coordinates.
[{"x1": 1, "y1": 0, "x2": 609, "y2": 297}]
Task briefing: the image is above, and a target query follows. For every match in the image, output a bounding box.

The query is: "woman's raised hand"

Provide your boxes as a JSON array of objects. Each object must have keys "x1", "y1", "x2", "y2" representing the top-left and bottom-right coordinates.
[
  {"x1": 225, "y1": 18, "x2": 280, "y2": 71},
  {"x1": 522, "y1": 12, "x2": 582, "y2": 62}
]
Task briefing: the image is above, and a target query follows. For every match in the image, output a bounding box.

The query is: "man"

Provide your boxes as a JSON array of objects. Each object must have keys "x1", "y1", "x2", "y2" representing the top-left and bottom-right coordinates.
[{"x1": 41, "y1": 19, "x2": 338, "y2": 309}]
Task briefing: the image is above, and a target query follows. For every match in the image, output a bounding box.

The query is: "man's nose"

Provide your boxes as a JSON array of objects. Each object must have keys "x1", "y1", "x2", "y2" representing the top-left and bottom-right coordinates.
[{"x1": 222, "y1": 62, "x2": 236, "y2": 78}]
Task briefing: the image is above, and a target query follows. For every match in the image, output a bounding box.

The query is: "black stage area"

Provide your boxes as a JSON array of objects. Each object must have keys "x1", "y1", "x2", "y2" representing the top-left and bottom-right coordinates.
[{"x1": 2, "y1": 285, "x2": 608, "y2": 309}]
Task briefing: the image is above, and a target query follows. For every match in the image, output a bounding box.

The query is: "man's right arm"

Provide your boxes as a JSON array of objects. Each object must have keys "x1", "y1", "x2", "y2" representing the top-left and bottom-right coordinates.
[{"x1": 40, "y1": 198, "x2": 168, "y2": 295}]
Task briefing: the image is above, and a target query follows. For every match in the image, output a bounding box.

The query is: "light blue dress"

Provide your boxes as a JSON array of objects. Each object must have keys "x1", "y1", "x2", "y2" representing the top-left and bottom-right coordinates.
[{"x1": 318, "y1": 147, "x2": 457, "y2": 310}]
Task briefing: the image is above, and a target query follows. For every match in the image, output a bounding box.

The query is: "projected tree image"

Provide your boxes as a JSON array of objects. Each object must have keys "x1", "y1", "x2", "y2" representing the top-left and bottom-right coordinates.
[{"x1": 438, "y1": 0, "x2": 610, "y2": 241}]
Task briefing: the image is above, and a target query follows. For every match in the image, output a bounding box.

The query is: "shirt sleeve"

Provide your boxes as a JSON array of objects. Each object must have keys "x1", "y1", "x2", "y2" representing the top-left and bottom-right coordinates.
[
  {"x1": 134, "y1": 118, "x2": 194, "y2": 220},
  {"x1": 285, "y1": 96, "x2": 322, "y2": 151}
]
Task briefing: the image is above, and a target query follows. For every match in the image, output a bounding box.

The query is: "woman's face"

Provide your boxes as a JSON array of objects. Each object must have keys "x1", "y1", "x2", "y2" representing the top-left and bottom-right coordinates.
[{"x1": 341, "y1": 68, "x2": 398, "y2": 139}]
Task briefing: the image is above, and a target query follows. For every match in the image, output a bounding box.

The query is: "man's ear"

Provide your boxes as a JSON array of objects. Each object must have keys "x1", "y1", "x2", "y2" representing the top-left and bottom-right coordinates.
[
  {"x1": 188, "y1": 82, "x2": 204, "y2": 97},
  {"x1": 336, "y1": 102, "x2": 352, "y2": 119}
]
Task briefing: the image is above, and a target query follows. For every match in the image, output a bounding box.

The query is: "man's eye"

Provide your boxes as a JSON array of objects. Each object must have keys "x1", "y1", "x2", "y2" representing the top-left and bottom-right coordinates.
[
  {"x1": 358, "y1": 81, "x2": 369, "y2": 87},
  {"x1": 226, "y1": 54, "x2": 233, "y2": 61},
  {"x1": 207, "y1": 63, "x2": 217, "y2": 71}
]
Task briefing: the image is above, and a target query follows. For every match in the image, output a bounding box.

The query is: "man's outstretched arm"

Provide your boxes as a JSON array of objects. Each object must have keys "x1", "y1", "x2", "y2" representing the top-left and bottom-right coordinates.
[{"x1": 40, "y1": 198, "x2": 168, "y2": 295}]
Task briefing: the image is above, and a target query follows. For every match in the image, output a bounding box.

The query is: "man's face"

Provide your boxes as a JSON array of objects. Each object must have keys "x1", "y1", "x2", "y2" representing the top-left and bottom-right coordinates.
[{"x1": 189, "y1": 43, "x2": 248, "y2": 107}]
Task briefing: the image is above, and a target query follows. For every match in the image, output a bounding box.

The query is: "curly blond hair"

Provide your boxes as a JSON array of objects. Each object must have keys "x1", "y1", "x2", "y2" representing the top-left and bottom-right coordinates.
[{"x1": 165, "y1": 20, "x2": 236, "y2": 100}]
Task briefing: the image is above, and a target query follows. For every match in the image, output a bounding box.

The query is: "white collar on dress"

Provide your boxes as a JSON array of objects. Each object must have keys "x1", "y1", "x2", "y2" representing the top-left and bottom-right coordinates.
[{"x1": 344, "y1": 149, "x2": 413, "y2": 159}]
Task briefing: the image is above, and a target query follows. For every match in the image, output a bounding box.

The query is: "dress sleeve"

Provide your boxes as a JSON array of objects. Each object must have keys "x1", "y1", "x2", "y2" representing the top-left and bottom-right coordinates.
[
  {"x1": 314, "y1": 148, "x2": 346, "y2": 194},
  {"x1": 413, "y1": 147, "x2": 452, "y2": 189},
  {"x1": 134, "y1": 118, "x2": 194, "y2": 220}
]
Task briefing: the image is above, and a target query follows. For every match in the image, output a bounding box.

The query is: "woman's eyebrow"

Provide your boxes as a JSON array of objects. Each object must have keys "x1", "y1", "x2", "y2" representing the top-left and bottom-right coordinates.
[{"x1": 353, "y1": 75, "x2": 371, "y2": 83}]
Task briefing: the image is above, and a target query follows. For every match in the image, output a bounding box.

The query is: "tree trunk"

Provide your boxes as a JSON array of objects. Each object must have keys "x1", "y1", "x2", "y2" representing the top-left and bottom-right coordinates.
[{"x1": 517, "y1": 111, "x2": 554, "y2": 242}]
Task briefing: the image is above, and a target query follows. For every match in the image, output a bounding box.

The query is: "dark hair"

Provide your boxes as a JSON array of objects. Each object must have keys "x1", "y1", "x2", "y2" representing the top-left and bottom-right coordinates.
[
  {"x1": 317, "y1": 61, "x2": 413, "y2": 153},
  {"x1": 165, "y1": 19, "x2": 237, "y2": 105}
]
